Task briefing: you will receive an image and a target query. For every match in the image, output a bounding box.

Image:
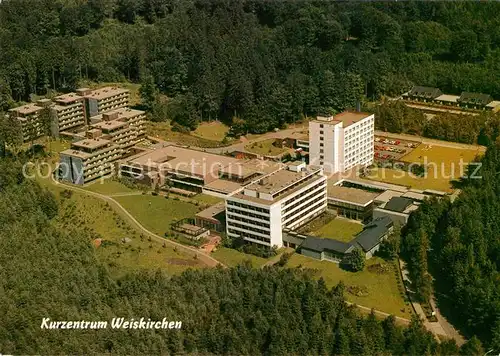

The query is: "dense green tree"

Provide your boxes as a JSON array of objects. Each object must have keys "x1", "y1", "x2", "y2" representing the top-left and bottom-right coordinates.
[{"x1": 342, "y1": 247, "x2": 365, "y2": 272}]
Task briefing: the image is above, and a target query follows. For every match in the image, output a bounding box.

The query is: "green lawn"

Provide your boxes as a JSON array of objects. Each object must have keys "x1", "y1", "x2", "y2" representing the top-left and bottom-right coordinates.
[
  {"x1": 193, "y1": 121, "x2": 229, "y2": 141},
  {"x1": 310, "y1": 218, "x2": 363, "y2": 242},
  {"x1": 39, "y1": 179, "x2": 206, "y2": 279},
  {"x1": 114, "y1": 194, "x2": 200, "y2": 236},
  {"x1": 245, "y1": 138, "x2": 288, "y2": 156},
  {"x1": 211, "y1": 247, "x2": 268, "y2": 268},
  {"x1": 287, "y1": 254, "x2": 411, "y2": 318},
  {"x1": 83, "y1": 179, "x2": 139, "y2": 195},
  {"x1": 367, "y1": 144, "x2": 485, "y2": 193},
  {"x1": 191, "y1": 194, "x2": 224, "y2": 206}
]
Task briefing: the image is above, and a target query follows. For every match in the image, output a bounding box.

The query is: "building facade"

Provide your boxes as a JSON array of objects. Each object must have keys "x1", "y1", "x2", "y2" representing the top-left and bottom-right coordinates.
[
  {"x1": 59, "y1": 138, "x2": 123, "y2": 185},
  {"x1": 8, "y1": 103, "x2": 44, "y2": 141},
  {"x1": 51, "y1": 93, "x2": 86, "y2": 135},
  {"x1": 90, "y1": 109, "x2": 146, "y2": 152},
  {"x1": 309, "y1": 111, "x2": 375, "y2": 173},
  {"x1": 77, "y1": 87, "x2": 130, "y2": 119},
  {"x1": 225, "y1": 163, "x2": 327, "y2": 248}
]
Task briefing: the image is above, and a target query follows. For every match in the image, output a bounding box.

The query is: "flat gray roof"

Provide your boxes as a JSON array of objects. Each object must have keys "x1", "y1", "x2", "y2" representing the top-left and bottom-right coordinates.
[
  {"x1": 244, "y1": 167, "x2": 319, "y2": 195},
  {"x1": 195, "y1": 202, "x2": 225, "y2": 221},
  {"x1": 313, "y1": 111, "x2": 372, "y2": 128},
  {"x1": 328, "y1": 184, "x2": 379, "y2": 206}
]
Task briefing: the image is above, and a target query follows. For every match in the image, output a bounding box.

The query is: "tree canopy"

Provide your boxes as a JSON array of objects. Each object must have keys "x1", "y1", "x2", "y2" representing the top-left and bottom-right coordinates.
[{"x1": 1, "y1": 1, "x2": 500, "y2": 132}]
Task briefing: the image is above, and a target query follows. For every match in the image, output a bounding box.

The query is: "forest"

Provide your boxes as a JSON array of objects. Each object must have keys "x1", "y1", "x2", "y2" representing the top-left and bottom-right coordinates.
[
  {"x1": 0, "y1": 156, "x2": 486, "y2": 354},
  {"x1": 400, "y1": 141, "x2": 500, "y2": 351},
  {"x1": 1, "y1": 1, "x2": 500, "y2": 134}
]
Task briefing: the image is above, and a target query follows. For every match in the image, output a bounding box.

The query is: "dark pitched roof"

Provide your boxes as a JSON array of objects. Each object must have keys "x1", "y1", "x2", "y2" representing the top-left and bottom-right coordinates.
[
  {"x1": 458, "y1": 92, "x2": 492, "y2": 106},
  {"x1": 301, "y1": 236, "x2": 353, "y2": 254},
  {"x1": 384, "y1": 197, "x2": 413, "y2": 213},
  {"x1": 351, "y1": 216, "x2": 393, "y2": 252},
  {"x1": 408, "y1": 86, "x2": 442, "y2": 99}
]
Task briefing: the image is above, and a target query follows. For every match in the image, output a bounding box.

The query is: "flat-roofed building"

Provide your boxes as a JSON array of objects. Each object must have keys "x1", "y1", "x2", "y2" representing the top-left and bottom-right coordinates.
[
  {"x1": 204, "y1": 159, "x2": 284, "y2": 197},
  {"x1": 119, "y1": 145, "x2": 241, "y2": 194},
  {"x1": 77, "y1": 86, "x2": 130, "y2": 118},
  {"x1": 9, "y1": 103, "x2": 44, "y2": 141},
  {"x1": 195, "y1": 202, "x2": 226, "y2": 233},
  {"x1": 58, "y1": 138, "x2": 123, "y2": 185},
  {"x1": 51, "y1": 92, "x2": 86, "y2": 135},
  {"x1": 226, "y1": 162, "x2": 327, "y2": 248},
  {"x1": 91, "y1": 120, "x2": 136, "y2": 150},
  {"x1": 327, "y1": 184, "x2": 379, "y2": 222},
  {"x1": 309, "y1": 111, "x2": 374, "y2": 173},
  {"x1": 90, "y1": 108, "x2": 146, "y2": 151}
]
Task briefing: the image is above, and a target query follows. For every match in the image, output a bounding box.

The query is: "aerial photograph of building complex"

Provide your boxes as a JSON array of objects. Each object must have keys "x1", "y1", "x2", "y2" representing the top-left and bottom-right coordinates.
[{"x1": 0, "y1": 1, "x2": 499, "y2": 355}]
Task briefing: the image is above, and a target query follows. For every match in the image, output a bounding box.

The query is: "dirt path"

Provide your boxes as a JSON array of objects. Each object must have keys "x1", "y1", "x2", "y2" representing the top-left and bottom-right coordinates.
[
  {"x1": 52, "y1": 178, "x2": 224, "y2": 268},
  {"x1": 345, "y1": 301, "x2": 410, "y2": 325}
]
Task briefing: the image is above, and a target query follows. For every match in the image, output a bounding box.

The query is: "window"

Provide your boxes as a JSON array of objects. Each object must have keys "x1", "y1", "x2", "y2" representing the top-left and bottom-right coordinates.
[
  {"x1": 320, "y1": 155, "x2": 324, "y2": 159},
  {"x1": 320, "y1": 143, "x2": 324, "y2": 147},
  {"x1": 320, "y1": 149, "x2": 324, "y2": 153},
  {"x1": 320, "y1": 137, "x2": 323, "y2": 141},
  {"x1": 320, "y1": 130, "x2": 324, "y2": 134},
  {"x1": 319, "y1": 124, "x2": 323, "y2": 128}
]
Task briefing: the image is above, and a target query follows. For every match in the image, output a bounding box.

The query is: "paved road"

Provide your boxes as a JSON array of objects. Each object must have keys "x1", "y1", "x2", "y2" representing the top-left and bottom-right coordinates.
[{"x1": 52, "y1": 178, "x2": 224, "y2": 268}]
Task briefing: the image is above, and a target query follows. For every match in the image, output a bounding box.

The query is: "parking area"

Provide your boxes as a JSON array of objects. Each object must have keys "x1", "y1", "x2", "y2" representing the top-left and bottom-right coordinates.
[{"x1": 374, "y1": 136, "x2": 420, "y2": 162}]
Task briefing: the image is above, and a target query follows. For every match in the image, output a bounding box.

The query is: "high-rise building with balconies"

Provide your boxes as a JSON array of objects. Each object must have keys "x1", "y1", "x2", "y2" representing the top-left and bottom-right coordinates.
[{"x1": 308, "y1": 111, "x2": 374, "y2": 173}]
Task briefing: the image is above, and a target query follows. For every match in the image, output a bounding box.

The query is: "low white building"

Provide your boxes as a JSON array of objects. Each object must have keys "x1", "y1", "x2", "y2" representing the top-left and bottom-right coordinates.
[
  {"x1": 225, "y1": 162, "x2": 327, "y2": 248},
  {"x1": 309, "y1": 111, "x2": 375, "y2": 173}
]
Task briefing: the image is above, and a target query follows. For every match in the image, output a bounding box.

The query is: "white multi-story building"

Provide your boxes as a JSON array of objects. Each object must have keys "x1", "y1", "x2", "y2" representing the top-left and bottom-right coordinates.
[
  {"x1": 225, "y1": 162, "x2": 327, "y2": 248},
  {"x1": 309, "y1": 111, "x2": 375, "y2": 173}
]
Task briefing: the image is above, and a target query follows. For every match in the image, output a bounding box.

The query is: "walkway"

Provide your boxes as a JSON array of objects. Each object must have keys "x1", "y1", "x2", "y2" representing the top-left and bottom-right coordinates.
[
  {"x1": 52, "y1": 178, "x2": 417, "y2": 325},
  {"x1": 52, "y1": 178, "x2": 224, "y2": 268},
  {"x1": 345, "y1": 301, "x2": 410, "y2": 326},
  {"x1": 398, "y1": 259, "x2": 465, "y2": 344}
]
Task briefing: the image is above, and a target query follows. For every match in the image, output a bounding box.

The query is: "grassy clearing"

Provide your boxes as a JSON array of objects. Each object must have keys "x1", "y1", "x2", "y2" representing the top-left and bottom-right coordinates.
[
  {"x1": 287, "y1": 254, "x2": 411, "y2": 318},
  {"x1": 192, "y1": 121, "x2": 229, "y2": 141},
  {"x1": 39, "y1": 178, "x2": 205, "y2": 278},
  {"x1": 114, "y1": 194, "x2": 200, "y2": 236},
  {"x1": 191, "y1": 194, "x2": 224, "y2": 206},
  {"x1": 83, "y1": 179, "x2": 139, "y2": 195},
  {"x1": 368, "y1": 144, "x2": 485, "y2": 192},
  {"x1": 402, "y1": 144, "x2": 483, "y2": 166},
  {"x1": 245, "y1": 138, "x2": 288, "y2": 156},
  {"x1": 147, "y1": 121, "x2": 235, "y2": 148},
  {"x1": 310, "y1": 218, "x2": 363, "y2": 242},
  {"x1": 211, "y1": 247, "x2": 268, "y2": 268}
]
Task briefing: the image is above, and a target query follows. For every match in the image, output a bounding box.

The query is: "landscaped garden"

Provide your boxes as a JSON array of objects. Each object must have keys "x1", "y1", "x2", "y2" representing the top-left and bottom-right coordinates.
[{"x1": 287, "y1": 254, "x2": 411, "y2": 318}]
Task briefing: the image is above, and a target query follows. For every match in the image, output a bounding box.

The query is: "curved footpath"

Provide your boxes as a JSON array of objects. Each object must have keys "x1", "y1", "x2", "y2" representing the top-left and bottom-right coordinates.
[
  {"x1": 53, "y1": 178, "x2": 412, "y2": 326},
  {"x1": 51, "y1": 178, "x2": 224, "y2": 268}
]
